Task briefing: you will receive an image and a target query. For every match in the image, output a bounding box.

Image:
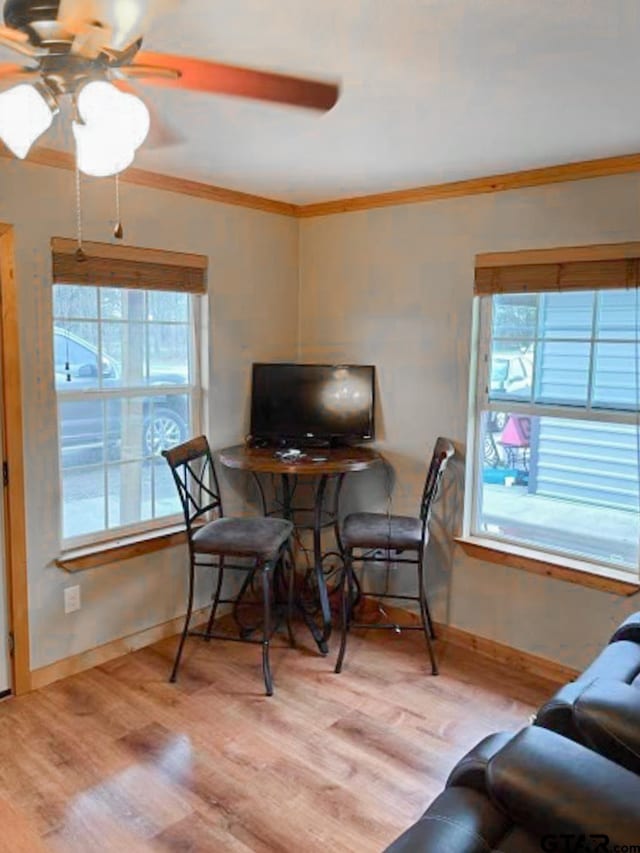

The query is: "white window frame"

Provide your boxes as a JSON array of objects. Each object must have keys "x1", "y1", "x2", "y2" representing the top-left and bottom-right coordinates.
[
  {"x1": 464, "y1": 291, "x2": 640, "y2": 583},
  {"x1": 54, "y1": 285, "x2": 204, "y2": 549}
]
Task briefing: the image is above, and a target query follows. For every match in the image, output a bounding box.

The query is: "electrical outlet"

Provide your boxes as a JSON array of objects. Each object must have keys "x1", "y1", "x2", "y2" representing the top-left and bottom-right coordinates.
[{"x1": 64, "y1": 585, "x2": 81, "y2": 614}]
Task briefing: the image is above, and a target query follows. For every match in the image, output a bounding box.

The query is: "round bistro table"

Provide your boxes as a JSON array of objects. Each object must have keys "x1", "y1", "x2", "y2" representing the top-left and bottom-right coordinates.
[{"x1": 217, "y1": 444, "x2": 383, "y2": 654}]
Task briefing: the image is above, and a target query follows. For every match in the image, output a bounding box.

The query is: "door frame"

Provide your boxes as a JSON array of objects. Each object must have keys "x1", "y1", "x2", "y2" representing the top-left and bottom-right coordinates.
[{"x1": 0, "y1": 224, "x2": 30, "y2": 695}]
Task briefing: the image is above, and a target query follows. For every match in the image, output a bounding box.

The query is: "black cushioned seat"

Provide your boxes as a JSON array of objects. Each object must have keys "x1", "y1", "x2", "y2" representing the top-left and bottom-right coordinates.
[
  {"x1": 342, "y1": 512, "x2": 423, "y2": 550},
  {"x1": 385, "y1": 727, "x2": 640, "y2": 852},
  {"x1": 192, "y1": 517, "x2": 293, "y2": 559}
]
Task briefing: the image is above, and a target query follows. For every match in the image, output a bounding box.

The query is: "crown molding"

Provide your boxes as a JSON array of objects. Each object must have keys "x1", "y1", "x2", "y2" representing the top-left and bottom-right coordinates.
[
  {"x1": 0, "y1": 146, "x2": 297, "y2": 217},
  {"x1": 2, "y1": 146, "x2": 640, "y2": 219},
  {"x1": 296, "y1": 152, "x2": 640, "y2": 217}
]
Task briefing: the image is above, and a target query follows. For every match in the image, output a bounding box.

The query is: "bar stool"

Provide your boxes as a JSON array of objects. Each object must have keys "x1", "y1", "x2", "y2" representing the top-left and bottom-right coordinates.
[
  {"x1": 163, "y1": 435, "x2": 295, "y2": 696},
  {"x1": 334, "y1": 437, "x2": 454, "y2": 676}
]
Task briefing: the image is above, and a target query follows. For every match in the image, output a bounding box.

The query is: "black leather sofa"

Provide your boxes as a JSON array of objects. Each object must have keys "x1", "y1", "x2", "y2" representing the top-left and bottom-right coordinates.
[
  {"x1": 386, "y1": 726, "x2": 640, "y2": 852},
  {"x1": 535, "y1": 611, "x2": 640, "y2": 773},
  {"x1": 385, "y1": 613, "x2": 640, "y2": 852}
]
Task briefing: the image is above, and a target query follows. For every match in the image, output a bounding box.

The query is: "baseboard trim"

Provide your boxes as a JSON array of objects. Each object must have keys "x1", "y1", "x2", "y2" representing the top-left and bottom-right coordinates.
[
  {"x1": 28, "y1": 602, "x2": 579, "y2": 693},
  {"x1": 358, "y1": 600, "x2": 579, "y2": 684},
  {"x1": 434, "y1": 621, "x2": 580, "y2": 684},
  {"x1": 29, "y1": 607, "x2": 209, "y2": 691}
]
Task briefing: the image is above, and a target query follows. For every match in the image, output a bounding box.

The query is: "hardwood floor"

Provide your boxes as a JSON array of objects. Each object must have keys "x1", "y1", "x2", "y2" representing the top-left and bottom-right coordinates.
[{"x1": 0, "y1": 619, "x2": 558, "y2": 852}]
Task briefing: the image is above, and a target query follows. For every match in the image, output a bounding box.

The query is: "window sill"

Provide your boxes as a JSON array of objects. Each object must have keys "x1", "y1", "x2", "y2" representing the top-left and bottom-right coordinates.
[
  {"x1": 455, "y1": 536, "x2": 640, "y2": 597},
  {"x1": 57, "y1": 524, "x2": 190, "y2": 572}
]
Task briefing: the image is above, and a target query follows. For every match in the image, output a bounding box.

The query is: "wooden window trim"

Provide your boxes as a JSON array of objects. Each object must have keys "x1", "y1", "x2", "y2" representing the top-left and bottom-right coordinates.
[
  {"x1": 0, "y1": 224, "x2": 30, "y2": 694},
  {"x1": 476, "y1": 241, "x2": 640, "y2": 267},
  {"x1": 51, "y1": 238, "x2": 208, "y2": 293},
  {"x1": 475, "y1": 241, "x2": 640, "y2": 295},
  {"x1": 456, "y1": 536, "x2": 640, "y2": 597},
  {"x1": 56, "y1": 523, "x2": 193, "y2": 572}
]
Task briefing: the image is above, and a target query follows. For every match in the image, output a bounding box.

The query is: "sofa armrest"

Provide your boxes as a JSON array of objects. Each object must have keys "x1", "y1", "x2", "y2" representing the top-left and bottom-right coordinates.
[
  {"x1": 488, "y1": 727, "x2": 640, "y2": 847},
  {"x1": 535, "y1": 640, "x2": 640, "y2": 740},
  {"x1": 384, "y1": 787, "x2": 511, "y2": 853},
  {"x1": 610, "y1": 611, "x2": 640, "y2": 645},
  {"x1": 535, "y1": 682, "x2": 590, "y2": 741},
  {"x1": 446, "y1": 731, "x2": 513, "y2": 792},
  {"x1": 574, "y1": 678, "x2": 640, "y2": 773}
]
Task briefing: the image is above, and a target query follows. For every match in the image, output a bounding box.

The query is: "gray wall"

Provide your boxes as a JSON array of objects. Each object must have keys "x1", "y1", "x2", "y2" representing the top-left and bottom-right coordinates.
[
  {"x1": 0, "y1": 158, "x2": 299, "y2": 670},
  {"x1": 298, "y1": 174, "x2": 640, "y2": 671},
  {"x1": 3, "y1": 158, "x2": 639, "y2": 675}
]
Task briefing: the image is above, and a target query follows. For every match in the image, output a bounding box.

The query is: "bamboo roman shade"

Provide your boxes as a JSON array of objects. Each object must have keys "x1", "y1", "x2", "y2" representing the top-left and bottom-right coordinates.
[
  {"x1": 51, "y1": 238, "x2": 207, "y2": 293},
  {"x1": 474, "y1": 242, "x2": 640, "y2": 296}
]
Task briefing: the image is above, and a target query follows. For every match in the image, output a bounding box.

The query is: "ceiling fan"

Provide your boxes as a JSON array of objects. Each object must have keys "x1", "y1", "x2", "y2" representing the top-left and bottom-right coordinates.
[{"x1": 0, "y1": 0, "x2": 340, "y2": 175}]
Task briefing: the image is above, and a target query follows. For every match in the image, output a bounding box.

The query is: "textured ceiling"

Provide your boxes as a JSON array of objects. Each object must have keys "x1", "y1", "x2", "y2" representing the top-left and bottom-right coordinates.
[{"x1": 4, "y1": 0, "x2": 640, "y2": 203}]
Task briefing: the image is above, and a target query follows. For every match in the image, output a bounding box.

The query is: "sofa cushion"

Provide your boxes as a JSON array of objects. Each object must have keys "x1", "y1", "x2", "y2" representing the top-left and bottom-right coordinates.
[
  {"x1": 488, "y1": 727, "x2": 640, "y2": 849},
  {"x1": 574, "y1": 678, "x2": 640, "y2": 774}
]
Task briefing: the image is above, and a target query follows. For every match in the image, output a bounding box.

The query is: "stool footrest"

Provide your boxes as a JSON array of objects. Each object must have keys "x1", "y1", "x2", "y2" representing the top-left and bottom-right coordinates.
[
  {"x1": 188, "y1": 629, "x2": 271, "y2": 645},
  {"x1": 350, "y1": 622, "x2": 423, "y2": 631}
]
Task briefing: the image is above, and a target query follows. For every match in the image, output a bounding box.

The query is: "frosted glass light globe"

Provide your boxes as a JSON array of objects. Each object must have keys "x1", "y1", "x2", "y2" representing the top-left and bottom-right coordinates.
[
  {"x1": 0, "y1": 84, "x2": 55, "y2": 159},
  {"x1": 74, "y1": 80, "x2": 150, "y2": 177},
  {"x1": 78, "y1": 81, "x2": 149, "y2": 145},
  {"x1": 115, "y1": 89, "x2": 150, "y2": 150},
  {"x1": 72, "y1": 120, "x2": 136, "y2": 178}
]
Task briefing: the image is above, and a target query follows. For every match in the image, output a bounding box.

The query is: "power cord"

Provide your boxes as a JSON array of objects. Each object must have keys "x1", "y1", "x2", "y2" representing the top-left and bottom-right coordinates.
[{"x1": 373, "y1": 454, "x2": 400, "y2": 630}]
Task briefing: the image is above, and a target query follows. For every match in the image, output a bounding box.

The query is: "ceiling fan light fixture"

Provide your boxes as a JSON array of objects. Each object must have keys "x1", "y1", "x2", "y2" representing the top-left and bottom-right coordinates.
[
  {"x1": 0, "y1": 82, "x2": 57, "y2": 159},
  {"x1": 77, "y1": 80, "x2": 151, "y2": 148},
  {"x1": 74, "y1": 79, "x2": 150, "y2": 176},
  {"x1": 72, "y1": 119, "x2": 136, "y2": 177},
  {"x1": 0, "y1": 0, "x2": 339, "y2": 189}
]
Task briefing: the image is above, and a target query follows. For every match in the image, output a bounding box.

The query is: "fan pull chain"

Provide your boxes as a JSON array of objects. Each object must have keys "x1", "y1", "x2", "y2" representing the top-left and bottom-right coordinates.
[
  {"x1": 114, "y1": 173, "x2": 124, "y2": 240},
  {"x1": 74, "y1": 157, "x2": 86, "y2": 263}
]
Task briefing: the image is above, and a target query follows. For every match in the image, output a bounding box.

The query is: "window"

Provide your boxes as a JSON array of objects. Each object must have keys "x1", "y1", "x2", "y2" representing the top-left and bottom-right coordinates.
[
  {"x1": 51, "y1": 239, "x2": 207, "y2": 547},
  {"x1": 468, "y1": 249, "x2": 640, "y2": 579}
]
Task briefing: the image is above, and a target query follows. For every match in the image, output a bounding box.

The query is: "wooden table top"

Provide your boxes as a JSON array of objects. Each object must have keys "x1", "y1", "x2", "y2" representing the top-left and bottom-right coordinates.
[{"x1": 217, "y1": 444, "x2": 383, "y2": 476}]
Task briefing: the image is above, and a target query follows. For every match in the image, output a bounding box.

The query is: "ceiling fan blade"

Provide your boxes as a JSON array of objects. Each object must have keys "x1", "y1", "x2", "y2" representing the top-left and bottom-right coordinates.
[
  {"x1": 57, "y1": 0, "x2": 177, "y2": 51},
  {"x1": 132, "y1": 51, "x2": 340, "y2": 112},
  {"x1": 143, "y1": 109, "x2": 184, "y2": 150},
  {"x1": 0, "y1": 63, "x2": 39, "y2": 90},
  {"x1": 112, "y1": 74, "x2": 185, "y2": 149},
  {"x1": 0, "y1": 25, "x2": 28, "y2": 44},
  {"x1": 0, "y1": 26, "x2": 45, "y2": 59},
  {"x1": 117, "y1": 63, "x2": 179, "y2": 82}
]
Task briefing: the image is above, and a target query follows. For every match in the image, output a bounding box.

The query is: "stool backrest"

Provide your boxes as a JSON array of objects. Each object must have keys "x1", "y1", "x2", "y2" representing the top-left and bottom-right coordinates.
[
  {"x1": 162, "y1": 435, "x2": 223, "y2": 533},
  {"x1": 419, "y1": 437, "x2": 455, "y2": 524}
]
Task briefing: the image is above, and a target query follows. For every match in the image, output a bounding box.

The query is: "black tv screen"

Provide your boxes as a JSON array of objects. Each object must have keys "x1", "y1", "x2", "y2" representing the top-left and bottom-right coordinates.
[{"x1": 251, "y1": 363, "x2": 375, "y2": 444}]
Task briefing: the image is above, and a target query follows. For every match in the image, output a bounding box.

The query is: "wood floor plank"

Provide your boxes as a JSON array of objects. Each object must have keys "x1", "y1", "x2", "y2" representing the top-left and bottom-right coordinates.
[
  {"x1": 152, "y1": 810, "x2": 256, "y2": 853},
  {"x1": 0, "y1": 794, "x2": 51, "y2": 852},
  {"x1": 0, "y1": 622, "x2": 557, "y2": 852}
]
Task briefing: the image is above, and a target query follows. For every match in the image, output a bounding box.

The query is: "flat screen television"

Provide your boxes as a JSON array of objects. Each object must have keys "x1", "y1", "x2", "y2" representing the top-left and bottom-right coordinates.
[{"x1": 250, "y1": 363, "x2": 375, "y2": 445}]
